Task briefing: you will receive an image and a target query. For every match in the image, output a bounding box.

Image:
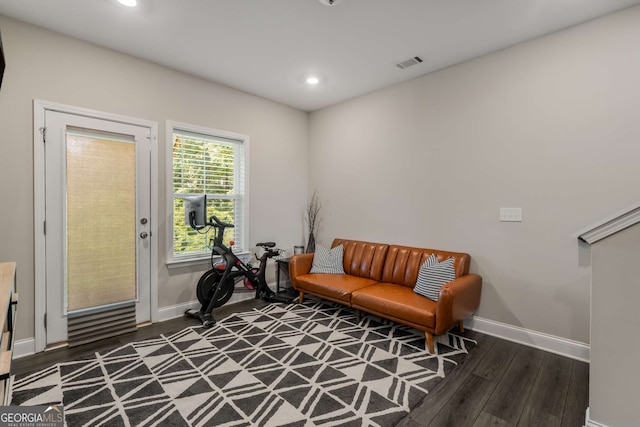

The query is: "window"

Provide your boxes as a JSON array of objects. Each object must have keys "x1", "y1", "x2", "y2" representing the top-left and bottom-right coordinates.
[{"x1": 168, "y1": 122, "x2": 247, "y2": 264}]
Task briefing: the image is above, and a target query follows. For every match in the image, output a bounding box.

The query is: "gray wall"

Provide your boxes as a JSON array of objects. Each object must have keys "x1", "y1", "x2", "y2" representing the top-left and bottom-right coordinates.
[
  {"x1": 308, "y1": 6, "x2": 640, "y2": 344},
  {"x1": 2, "y1": 5, "x2": 640, "y2": 349},
  {"x1": 590, "y1": 222, "x2": 640, "y2": 427},
  {"x1": 0, "y1": 16, "x2": 309, "y2": 341}
]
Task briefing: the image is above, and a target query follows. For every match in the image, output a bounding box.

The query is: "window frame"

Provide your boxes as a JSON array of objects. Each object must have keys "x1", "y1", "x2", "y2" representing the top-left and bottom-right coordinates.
[{"x1": 166, "y1": 121, "x2": 249, "y2": 267}]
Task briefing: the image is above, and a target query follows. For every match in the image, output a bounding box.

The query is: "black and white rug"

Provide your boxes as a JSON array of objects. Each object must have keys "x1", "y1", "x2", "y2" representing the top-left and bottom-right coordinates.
[{"x1": 12, "y1": 301, "x2": 475, "y2": 426}]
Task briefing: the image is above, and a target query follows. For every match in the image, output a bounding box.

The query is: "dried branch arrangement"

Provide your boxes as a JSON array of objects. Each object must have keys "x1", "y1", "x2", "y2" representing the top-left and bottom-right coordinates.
[{"x1": 305, "y1": 190, "x2": 322, "y2": 252}]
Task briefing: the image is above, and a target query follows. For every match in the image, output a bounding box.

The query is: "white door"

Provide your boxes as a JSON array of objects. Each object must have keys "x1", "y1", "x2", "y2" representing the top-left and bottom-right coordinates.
[{"x1": 44, "y1": 110, "x2": 151, "y2": 346}]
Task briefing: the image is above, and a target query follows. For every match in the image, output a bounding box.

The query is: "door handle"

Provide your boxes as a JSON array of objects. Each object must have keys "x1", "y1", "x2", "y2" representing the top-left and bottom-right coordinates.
[{"x1": 140, "y1": 231, "x2": 149, "y2": 239}]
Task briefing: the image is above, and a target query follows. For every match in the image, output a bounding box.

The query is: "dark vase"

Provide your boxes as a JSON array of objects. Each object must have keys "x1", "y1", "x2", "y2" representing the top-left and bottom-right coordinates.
[{"x1": 306, "y1": 232, "x2": 316, "y2": 253}]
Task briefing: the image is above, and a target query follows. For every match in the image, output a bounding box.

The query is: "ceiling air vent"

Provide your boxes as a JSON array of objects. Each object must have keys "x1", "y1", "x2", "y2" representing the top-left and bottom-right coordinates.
[{"x1": 396, "y1": 56, "x2": 424, "y2": 70}]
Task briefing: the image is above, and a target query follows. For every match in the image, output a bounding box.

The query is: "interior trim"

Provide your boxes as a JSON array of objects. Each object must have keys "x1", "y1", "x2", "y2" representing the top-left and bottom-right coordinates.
[
  {"x1": 584, "y1": 408, "x2": 610, "y2": 427},
  {"x1": 465, "y1": 315, "x2": 590, "y2": 362},
  {"x1": 33, "y1": 99, "x2": 159, "y2": 352},
  {"x1": 17, "y1": 300, "x2": 589, "y2": 364},
  {"x1": 576, "y1": 202, "x2": 640, "y2": 245}
]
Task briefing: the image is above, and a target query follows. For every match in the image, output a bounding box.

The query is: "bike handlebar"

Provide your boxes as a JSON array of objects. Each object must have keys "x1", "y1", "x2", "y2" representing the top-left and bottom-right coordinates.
[
  {"x1": 255, "y1": 247, "x2": 280, "y2": 261},
  {"x1": 209, "y1": 215, "x2": 235, "y2": 229},
  {"x1": 188, "y1": 212, "x2": 235, "y2": 247},
  {"x1": 188, "y1": 212, "x2": 234, "y2": 231},
  {"x1": 189, "y1": 212, "x2": 281, "y2": 265}
]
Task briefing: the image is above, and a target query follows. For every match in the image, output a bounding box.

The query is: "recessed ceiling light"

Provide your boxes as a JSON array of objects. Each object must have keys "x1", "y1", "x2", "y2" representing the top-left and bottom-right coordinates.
[
  {"x1": 306, "y1": 76, "x2": 320, "y2": 85},
  {"x1": 117, "y1": 0, "x2": 137, "y2": 7}
]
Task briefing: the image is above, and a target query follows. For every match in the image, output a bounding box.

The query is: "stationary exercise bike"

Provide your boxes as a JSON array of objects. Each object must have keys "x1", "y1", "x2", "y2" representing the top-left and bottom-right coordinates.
[{"x1": 185, "y1": 212, "x2": 291, "y2": 328}]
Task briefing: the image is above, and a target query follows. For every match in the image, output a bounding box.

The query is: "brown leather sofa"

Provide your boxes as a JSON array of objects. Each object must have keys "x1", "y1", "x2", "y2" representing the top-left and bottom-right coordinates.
[{"x1": 289, "y1": 238, "x2": 482, "y2": 353}]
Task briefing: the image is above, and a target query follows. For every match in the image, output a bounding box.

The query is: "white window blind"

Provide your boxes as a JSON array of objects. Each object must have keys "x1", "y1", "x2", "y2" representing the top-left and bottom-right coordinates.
[{"x1": 171, "y1": 126, "x2": 246, "y2": 260}]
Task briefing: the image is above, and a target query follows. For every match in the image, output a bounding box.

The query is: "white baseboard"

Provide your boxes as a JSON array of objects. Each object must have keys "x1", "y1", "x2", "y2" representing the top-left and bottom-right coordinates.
[
  {"x1": 22, "y1": 297, "x2": 588, "y2": 366},
  {"x1": 13, "y1": 338, "x2": 36, "y2": 359},
  {"x1": 15, "y1": 294, "x2": 257, "y2": 359},
  {"x1": 157, "y1": 300, "x2": 201, "y2": 322},
  {"x1": 157, "y1": 293, "x2": 255, "y2": 322},
  {"x1": 465, "y1": 315, "x2": 590, "y2": 362},
  {"x1": 584, "y1": 408, "x2": 609, "y2": 427}
]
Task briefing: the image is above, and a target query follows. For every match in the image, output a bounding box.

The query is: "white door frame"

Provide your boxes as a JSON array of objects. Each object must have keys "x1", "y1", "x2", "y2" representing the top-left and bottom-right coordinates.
[{"x1": 33, "y1": 99, "x2": 159, "y2": 353}]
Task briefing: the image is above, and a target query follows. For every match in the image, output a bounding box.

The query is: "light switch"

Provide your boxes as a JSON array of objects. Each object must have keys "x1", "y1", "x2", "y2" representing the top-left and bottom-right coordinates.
[{"x1": 500, "y1": 207, "x2": 522, "y2": 222}]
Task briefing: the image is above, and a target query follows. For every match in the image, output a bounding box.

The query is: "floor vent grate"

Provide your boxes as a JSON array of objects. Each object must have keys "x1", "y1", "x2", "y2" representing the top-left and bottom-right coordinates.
[{"x1": 67, "y1": 301, "x2": 137, "y2": 347}]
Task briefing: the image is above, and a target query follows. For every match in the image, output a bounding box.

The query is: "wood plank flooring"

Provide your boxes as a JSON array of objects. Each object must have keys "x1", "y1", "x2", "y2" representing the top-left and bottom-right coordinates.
[
  {"x1": 12, "y1": 299, "x2": 589, "y2": 427},
  {"x1": 398, "y1": 330, "x2": 589, "y2": 427}
]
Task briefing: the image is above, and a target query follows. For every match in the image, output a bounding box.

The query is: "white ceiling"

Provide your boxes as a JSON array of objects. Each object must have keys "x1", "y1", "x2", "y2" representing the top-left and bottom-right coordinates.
[{"x1": 1, "y1": 0, "x2": 639, "y2": 112}]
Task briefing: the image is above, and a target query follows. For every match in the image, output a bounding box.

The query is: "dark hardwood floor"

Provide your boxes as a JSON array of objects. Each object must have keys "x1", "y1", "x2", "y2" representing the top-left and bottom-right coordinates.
[
  {"x1": 397, "y1": 329, "x2": 589, "y2": 427},
  {"x1": 13, "y1": 298, "x2": 589, "y2": 427}
]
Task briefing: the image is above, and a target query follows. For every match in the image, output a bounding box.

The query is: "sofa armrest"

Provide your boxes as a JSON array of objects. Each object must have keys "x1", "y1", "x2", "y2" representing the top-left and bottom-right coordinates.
[
  {"x1": 289, "y1": 253, "x2": 314, "y2": 290},
  {"x1": 434, "y1": 273, "x2": 482, "y2": 335}
]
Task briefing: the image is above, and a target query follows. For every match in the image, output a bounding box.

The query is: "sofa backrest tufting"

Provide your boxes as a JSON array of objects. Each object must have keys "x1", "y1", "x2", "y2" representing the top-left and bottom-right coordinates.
[
  {"x1": 381, "y1": 245, "x2": 471, "y2": 287},
  {"x1": 331, "y1": 239, "x2": 389, "y2": 281}
]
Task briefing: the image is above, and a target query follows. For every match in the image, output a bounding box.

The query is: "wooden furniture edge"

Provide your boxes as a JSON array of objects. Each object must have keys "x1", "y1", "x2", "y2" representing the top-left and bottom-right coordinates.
[{"x1": 0, "y1": 262, "x2": 17, "y2": 404}]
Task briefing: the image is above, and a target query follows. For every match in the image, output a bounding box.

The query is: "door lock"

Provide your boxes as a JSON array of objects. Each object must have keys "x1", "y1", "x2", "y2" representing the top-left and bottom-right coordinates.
[
  {"x1": 140, "y1": 231, "x2": 148, "y2": 239},
  {"x1": 140, "y1": 218, "x2": 148, "y2": 224}
]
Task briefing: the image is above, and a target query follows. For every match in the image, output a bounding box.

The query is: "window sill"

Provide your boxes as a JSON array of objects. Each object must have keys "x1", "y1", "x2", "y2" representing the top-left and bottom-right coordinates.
[{"x1": 166, "y1": 251, "x2": 250, "y2": 269}]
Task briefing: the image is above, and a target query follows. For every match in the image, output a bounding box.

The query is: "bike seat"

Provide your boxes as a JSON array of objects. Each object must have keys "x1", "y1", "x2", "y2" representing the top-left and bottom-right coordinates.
[{"x1": 256, "y1": 242, "x2": 276, "y2": 248}]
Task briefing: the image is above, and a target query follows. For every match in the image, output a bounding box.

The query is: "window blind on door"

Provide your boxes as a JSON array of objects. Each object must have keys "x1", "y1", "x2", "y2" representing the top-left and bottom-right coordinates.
[{"x1": 65, "y1": 129, "x2": 137, "y2": 313}]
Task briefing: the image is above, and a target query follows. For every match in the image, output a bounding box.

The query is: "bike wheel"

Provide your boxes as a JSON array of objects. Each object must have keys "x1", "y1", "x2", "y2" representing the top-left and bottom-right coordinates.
[{"x1": 196, "y1": 269, "x2": 235, "y2": 309}]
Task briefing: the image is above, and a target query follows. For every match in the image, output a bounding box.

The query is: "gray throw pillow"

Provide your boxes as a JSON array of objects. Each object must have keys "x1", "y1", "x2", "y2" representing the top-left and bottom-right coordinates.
[
  {"x1": 309, "y1": 244, "x2": 345, "y2": 274},
  {"x1": 414, "y1": 255, "x2": 456, "y2": 301}
]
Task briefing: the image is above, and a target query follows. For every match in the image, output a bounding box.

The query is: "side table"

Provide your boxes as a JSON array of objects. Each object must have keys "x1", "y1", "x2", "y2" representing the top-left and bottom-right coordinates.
[{"x1": 275, "y1": 257, "x2": 291, "y2": 293}]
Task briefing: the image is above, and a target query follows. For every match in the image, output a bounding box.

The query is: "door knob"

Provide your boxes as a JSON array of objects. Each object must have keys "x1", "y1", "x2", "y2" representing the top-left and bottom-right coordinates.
[{"x1": 140, "y1": 231, "x2": 148, "y2": 239}]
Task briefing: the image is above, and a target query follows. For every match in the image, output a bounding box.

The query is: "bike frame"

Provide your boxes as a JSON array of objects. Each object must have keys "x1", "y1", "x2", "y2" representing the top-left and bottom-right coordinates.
[
  {"x1": 187, "y1": 212, "x2": 286, "y2": 327},
  {"x1": 206, "y1": 240, "x2": 277, "y2": 315}
]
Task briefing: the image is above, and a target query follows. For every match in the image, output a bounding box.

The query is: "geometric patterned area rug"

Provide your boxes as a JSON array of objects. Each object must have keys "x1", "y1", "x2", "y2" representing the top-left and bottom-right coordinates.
[{"x1": 11, "y1": 300, "x2": 476, "y2": 426}]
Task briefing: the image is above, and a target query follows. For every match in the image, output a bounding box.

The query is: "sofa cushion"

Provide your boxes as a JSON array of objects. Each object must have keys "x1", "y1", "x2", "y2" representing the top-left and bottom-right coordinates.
[
  {"x1": 332, "y1": 239, "x2": 389, "y2": 281},
  {"x1": 414, "y1": 257, "x2": 456, "y2": 301},
  {"x1": 310, "y1": 244, "x2": 345, "y2": 274},
  {"x1": 352, "y1": 283, "x2": 436, "y2": 329},
  {"x1": 381, "y1": 245, "x2": 470, "y2": 287},
  {"x1": 295, "y1": 273, "x2": 378, "y2": 303}
]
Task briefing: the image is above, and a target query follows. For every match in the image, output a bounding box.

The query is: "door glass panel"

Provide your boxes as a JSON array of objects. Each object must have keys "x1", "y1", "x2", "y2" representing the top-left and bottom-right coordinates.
[{"x1": 65, "y1": 127, "x2": 137, "y2": 312}]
